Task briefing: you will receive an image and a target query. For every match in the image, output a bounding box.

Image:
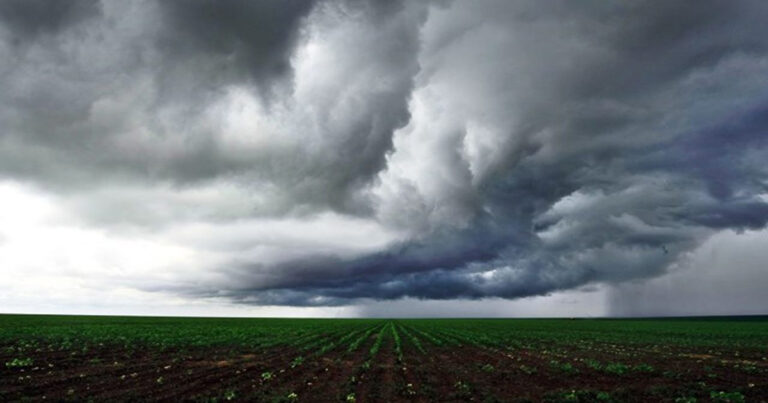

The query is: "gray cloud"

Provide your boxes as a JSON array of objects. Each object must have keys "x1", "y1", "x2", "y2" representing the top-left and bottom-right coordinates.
[
  {"x1": 156, "y1": 0, "x2": 315, "y2": 99},
  {"x1": 0, "y1": 0, "x2": 100, "y2": 41},
  {"x1": 609, "y1": 228, "x2": 768, "y2": 317},
  {"x1": 1, "y1": 1, "x2": 767, "y2": 309},
  {"x1": 0, "y1": 0, "x2": 423, "y2": 212}
]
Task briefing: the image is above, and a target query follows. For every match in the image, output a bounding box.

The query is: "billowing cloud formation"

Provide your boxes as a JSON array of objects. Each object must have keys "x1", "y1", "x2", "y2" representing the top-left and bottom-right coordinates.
[{"x1": 1, "y1": 1, "x2": 767, "y2": 308}]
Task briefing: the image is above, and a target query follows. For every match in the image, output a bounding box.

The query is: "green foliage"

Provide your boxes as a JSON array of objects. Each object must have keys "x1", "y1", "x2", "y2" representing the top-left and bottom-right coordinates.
[
  {"x1": 585, "y1": 359, "x2": 602, "y2": 370},
  {"x1": 633, "y1": 363, "x2": 655, "y2": 373},
  {"x1": 453, "y1": 381, "x2": 472, "y2": 398},
  {"x1": 398, "y1": 325, "x2": 426, "y2": 354},
  {"x1": 560, "y1": 390, "x2": 579, "y2": 402},
  {"x1": 409, "y1": 327, "x2": 444, "y2": 347},
  {"x1": 3, "y1": 315, "x2": 766, "y2": 353},
  {"x1": 519, "y1": 365, "x2": 537, "y2": 375},
  {"x1": 1, "y1": 315, "x2": 767, "y2": 402},
  {"x1": 710, "y1": 391, "x2": 745, "y2": 403},
  {"x1": 0, "y1": 314, "x2": 385, "y2": 351},
  {"x1": 223, "y1": 389, "x2": 237, "y2": 401},
  {"x1": 392, "y1": 324, "x2": 404, "y2": 363},
  {"x1": 5, "y1": 357, "x2": 33, "y2": 368},
  {"x1": 603, "y1": 362, "x2": 628, "y2": 375},
  {"x1": 549, "y1": 360, "x2": 579, "y2": 375},
  {"x1": 545, "y1": 389, "x2": 615, "y2": 403},
  {"x1": 369, "y1": 325, "x2": 387, "y2": 357},
  {"x1": 347, "y1": 324, "x2": 382, "y2": 353},
  {"x1": 290, "y1": 356, "x2": 304, "y2": 368}
]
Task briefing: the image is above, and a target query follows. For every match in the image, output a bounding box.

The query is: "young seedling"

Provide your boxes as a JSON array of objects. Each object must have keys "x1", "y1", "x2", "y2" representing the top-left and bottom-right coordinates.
[
  {"x1": 603, "y1": 363, "x2": 628, "y2": 375},
  {"x1": 710, "y1": 391, "x2": 745, "y2": 403},
  {"x1": 290, "y1": 356, "x2": 304, "y2": 368},
  {"x1": 392, "y1": 324, "x2": 404, "y2": 363},
  {"x1": 5, "y1": 358, "x2": 33, "y2": 368},
  {"x1": 549, "y1": 360, "x2": 579, "y2": 375},
  {"x1": 454, "y1": 381, "x2": 472, "y2": 398},
  {"x1": 633, "y1": 363, "x2": 655, "y2": 373},
  {"x1": 519, "y1": 365, "x2": 537, "y2": 375}
]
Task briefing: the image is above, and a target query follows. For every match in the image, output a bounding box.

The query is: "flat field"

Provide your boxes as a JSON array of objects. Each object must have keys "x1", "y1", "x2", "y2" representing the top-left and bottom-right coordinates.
[{"x1": 1, "y1": 315, "x2": 766, "y2": 402}]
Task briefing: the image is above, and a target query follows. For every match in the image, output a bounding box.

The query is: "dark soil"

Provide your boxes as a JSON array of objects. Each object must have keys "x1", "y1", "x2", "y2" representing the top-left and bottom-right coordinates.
[{"x1": 1, "y1": 339, "x2": 767, "y2": 402}]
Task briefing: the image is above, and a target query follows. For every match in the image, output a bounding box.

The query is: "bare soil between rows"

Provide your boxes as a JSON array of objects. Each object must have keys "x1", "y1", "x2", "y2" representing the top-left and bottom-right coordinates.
[{"x1": 1, "y1": 340, "x2": 767, "y2": 402}]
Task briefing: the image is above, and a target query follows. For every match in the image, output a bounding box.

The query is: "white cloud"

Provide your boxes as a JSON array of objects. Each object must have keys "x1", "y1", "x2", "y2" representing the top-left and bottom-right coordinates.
[{"x1": 0, "y1": 180, "x2": 389, "y2": 316}]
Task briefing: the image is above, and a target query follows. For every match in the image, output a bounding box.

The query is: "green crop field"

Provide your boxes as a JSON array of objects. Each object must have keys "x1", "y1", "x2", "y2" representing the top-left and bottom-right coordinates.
[{"x1": 1, "y1": 314, "x2": 767, "y2": 402}]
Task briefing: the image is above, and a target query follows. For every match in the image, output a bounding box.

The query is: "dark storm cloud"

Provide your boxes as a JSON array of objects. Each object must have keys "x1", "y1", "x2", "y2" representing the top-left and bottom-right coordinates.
[
  {"x1": 0, "y1": 0, "x2": 100, "y2": 40},
  {"x1": 0, "y1": 0, "x2": 422, "y2": 213},
  {"x1": 157, "y1": 0, "x2": 315, "y2": 98},
  {"x1": 209, "y1": 0, "x2": 768, "y2": 305},
  {"x1": 643, "y1": 104, "x2": 768, "y2": 202},
  {"x1": 0, "y1": 0, "x2": 316, "y2": 187},
  {"x1": 1, "y1": 1, "x2": 767, "y2": 307}
]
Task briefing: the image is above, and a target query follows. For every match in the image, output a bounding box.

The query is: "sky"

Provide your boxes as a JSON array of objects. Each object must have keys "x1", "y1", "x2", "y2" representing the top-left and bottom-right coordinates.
[{"x1": 1, "y1": 0, "x2": 767, "y2": 318}]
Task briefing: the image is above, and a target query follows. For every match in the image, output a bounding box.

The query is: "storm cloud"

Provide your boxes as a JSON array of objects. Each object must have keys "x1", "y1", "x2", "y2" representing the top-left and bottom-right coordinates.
[{"x1": 1, "y1": 0, "x2": 767, "y2": 310}]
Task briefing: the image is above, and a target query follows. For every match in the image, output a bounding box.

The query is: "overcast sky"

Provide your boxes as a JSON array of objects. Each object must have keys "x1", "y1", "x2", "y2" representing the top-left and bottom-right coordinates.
[{"x1": 1, "y1": 0, "x2": 767, "y2": 317}]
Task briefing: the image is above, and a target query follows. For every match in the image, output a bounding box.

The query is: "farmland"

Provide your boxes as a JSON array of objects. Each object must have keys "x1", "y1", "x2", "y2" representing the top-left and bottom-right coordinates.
[{"x1": 1, "y1": 315, "x2": 767, "y2": 402}]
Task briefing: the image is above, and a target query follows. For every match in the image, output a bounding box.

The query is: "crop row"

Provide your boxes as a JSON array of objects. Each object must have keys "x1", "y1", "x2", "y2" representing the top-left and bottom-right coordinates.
[{"x1": 2, "y1": 315, "x2": 767, "y2": 355}]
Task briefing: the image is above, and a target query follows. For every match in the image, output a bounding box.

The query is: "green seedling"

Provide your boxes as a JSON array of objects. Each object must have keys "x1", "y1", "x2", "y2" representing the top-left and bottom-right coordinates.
[
  {"x1": 291, "y1": 356, "x2": 304, "y2": 368},
  {"x1": 5, "y1": 358, "x2": 33, "y2": 368}
]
